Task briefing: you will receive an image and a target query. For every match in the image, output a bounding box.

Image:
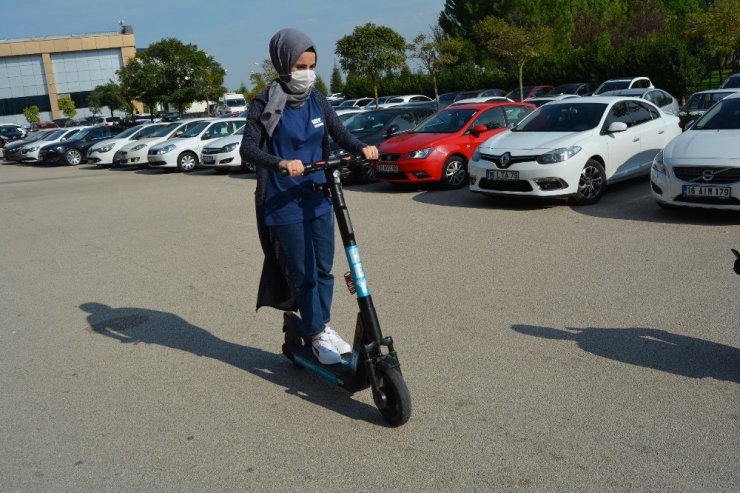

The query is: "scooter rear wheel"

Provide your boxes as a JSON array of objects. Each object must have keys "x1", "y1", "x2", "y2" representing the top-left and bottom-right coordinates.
[{"x1": 376, "y1": 367, "x2": 411, "y2": 427}]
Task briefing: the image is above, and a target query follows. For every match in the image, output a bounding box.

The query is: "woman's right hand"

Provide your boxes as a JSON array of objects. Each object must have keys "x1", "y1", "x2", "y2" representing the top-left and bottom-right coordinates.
[{"x1": 278, "y1": 159, "x2": 304, "y2": 177}]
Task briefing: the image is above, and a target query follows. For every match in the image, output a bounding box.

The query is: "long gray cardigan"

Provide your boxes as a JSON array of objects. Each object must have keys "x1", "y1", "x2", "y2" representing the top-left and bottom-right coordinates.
[{"x1": 239, "y1": 88, "x2": 367, "y2": 312}]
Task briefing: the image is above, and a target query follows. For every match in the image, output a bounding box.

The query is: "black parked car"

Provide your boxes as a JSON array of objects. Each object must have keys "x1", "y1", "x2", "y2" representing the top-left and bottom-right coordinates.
[
  {"x1": 0, "y1": 125, "x2": 25, "y2": 144},
  {"x1": 330, "y1": 106, "x2": 435, "y2": 182},
  {"x1": 38, "y1": 125, "x2": 126, "y2": 165}
]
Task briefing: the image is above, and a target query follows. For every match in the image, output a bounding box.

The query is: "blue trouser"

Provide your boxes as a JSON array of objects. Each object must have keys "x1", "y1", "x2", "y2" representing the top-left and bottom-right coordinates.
[{"x1": 269, "y1": 212, "x2": 335, "y2": 340}]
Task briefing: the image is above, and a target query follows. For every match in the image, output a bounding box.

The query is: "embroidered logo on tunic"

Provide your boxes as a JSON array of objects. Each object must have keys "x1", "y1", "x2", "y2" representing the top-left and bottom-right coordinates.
[{"x1": 312, "y1": 117, "x2": 324, "y2": 128}]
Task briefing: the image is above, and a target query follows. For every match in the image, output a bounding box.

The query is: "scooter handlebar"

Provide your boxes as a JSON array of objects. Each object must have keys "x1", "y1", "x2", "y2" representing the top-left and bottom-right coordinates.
[{"x1": 278, "y1": 155, "x2": 373, "y2": 177}]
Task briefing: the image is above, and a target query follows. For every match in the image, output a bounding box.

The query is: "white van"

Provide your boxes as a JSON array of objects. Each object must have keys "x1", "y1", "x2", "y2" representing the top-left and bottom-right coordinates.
[{"x1": 217, "y1": 93, "x2": 248, "y2": 115}]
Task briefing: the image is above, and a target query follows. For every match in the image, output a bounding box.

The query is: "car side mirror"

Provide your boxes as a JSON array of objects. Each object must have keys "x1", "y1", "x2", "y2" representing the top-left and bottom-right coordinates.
[
  {"x1": 607, "y1": 122, "x2": 628, "y2": 133},
  {"x1": 386, "y1": 124, "x2": 400, "y2": 137},
  {"x1": 470, "y1": 124, "x2": 488, "y2": 137},
  {"x1": 684, "y1": 119, "x2": 696, "y2": 130},
  {"x1": 174, "y1": 131, "x2": 183, "y2": 137}
]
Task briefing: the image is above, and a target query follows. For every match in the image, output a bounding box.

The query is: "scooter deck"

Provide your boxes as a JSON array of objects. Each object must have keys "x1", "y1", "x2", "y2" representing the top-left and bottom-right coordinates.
[{"x1": 283, "y1": 342, "x2": 371, "y2": 393}]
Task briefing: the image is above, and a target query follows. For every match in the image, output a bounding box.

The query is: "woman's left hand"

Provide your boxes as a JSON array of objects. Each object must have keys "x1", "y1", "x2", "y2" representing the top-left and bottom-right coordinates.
[{"x1": 361, "y1": 146, "x2": 379, "y2": 161}]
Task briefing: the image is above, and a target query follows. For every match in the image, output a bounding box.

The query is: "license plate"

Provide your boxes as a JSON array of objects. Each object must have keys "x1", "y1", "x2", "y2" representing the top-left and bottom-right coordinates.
[
  {"x1": 682, "y1": 185, "x2": 731, "y2": 199},
  {"x1": 377, "y1": 164, "x2": 398, "y2": 173},
  {"x1": 487, "y1": 170, "x2": 519, "y2": 180},
  {"x1": 202, "y1": 155, "x2": 215, "y2": 164}
]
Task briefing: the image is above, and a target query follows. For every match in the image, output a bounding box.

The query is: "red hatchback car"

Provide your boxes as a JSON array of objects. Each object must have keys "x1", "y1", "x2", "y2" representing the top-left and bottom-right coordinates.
[{"x1": 376, "y1": 102, "x2": 535, "y2": 188}]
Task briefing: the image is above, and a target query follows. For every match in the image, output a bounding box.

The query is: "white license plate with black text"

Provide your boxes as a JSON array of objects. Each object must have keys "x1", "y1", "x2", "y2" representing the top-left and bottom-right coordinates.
[
  {"x1": 682, "y1": 185, "x2": 731, "y2": 199},
  {"x1": 202, "y1": 155, "x2": 215, "y2": 164},
  {"x1": 487, "y1": 170, "x2": 519, "y2": 180}
]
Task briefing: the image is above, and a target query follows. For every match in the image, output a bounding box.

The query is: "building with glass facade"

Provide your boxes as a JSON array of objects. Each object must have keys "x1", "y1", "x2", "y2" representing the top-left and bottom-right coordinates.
[{"x1": 0, "y1": 28, "x2": 136, "y2": 126}]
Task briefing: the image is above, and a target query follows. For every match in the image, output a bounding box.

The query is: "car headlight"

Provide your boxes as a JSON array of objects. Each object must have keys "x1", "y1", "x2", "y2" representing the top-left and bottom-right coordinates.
[
  {"x1": 537, "y1": 145, "x2": 582, "y2": 164},
  {"x1": 130, "y1": 144, "x2": 146, "y2": 152},
  {"x1": 221, "y1": 142, "x2": 238, "y2": 153},
  {"x1": 652, "y1": 150, "x2": 666, "y2": 174},
  {"x1": 156, "y1": 144, "x2": 176, "y2": 154},
  {"x1": 405, "y1": 147, "x2": 434, "y2": 159},
  {"x1": 95, "y1": 144, "x2": 114, "y2": 153},
  {"x1": 27, "y1": 146, "x2": 40, "y2": 152}
]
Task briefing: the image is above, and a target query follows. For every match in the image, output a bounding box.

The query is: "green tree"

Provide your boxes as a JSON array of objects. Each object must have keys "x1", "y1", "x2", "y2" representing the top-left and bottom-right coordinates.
[
  {"x1": 118, "y1": 38, "x2": 226, "y2": 117},
  {"x1": 330, "y1": 64, "x2": 344, "y2": 94},
  {"x1": 315, "y1": 74, "x2": 328, "y2": 95},
  {"x1": 88, "y1": 82, "x2": 126, "y2": 117},
  {"x1": 409, "y1": 28, "x2": 463, "y2": 103},
  {"x1": 57, "y1": 96, "x2": 77, "y2": 119},
  {"x1": 118, "y1": 57, "x2": 165, "y2": 121},
  {"x1": 685, "y1": 0, "x2": 740, "y2": 80},
  {"x1": 335, "y1": 23, "x2": 407, "y2": 104},
  {"x1": 22, "y1": 105, "x2": 40, "y2": 126},
  {"x1": 473, "y1": 16, "x2": 553, "y2": 99}
]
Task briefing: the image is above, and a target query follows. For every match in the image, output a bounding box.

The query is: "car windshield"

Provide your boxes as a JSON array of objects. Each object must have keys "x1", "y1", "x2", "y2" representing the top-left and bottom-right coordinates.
[
  {"x1": 149, "y1": 123, "x2": 181, "y2": 137},
  {"x1": 413, "y1": 108, "x2": 477, "y2": 133},
  {"x1": 116, "y1": 125, "x2": 144, "y2": 139},
  {"x1": 343, "y1": 112, "x2": 395, "y2": 133},
  {"x1": 137, "y1": 124, "x2": 167, "y2": 137},
  {"x1": 339, "y1": 100, "x2": 357, "y2": 107},
  {"x1": 226, "y1": 98, "x2": 245, "y2": 107},
  {"x1": 720, "y1": 76, "x2": 740, "y2": 88},
  {"x1": 26, "y1": 131, "x2": 54, "y2": 142},
  {"x1": 596, "y1": 81, "x2": 629, "y2": 93},
  {"x1": 67, "y1": 127, "x2": 94, "y2": 140},
  {"x1": 512, "y1": 103, "x2": 607, "y2": 132},
  {"x1": 438, "y1": 93, "x2": 457, "y2": 103},
  {"x1": 181, "y1": 121, "x2": 210, "y2": 137},
  {"x1": 692, "y1": 98, "x2": 740, "y2": 130},
  {"x1": 506, "y1": 87, "x2": 533, "y2": 99},
  {"x1": 549, "y1": 84, "x2": 579, "y2": 94},
  {"x1": 44, "y1": 129, "x2": 68, "y2": 140}
]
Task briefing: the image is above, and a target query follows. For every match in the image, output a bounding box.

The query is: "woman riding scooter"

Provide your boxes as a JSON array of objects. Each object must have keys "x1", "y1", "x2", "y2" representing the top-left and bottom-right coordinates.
[{"x1": 239, "y1": 28, "x2": 379, "y2": 364}]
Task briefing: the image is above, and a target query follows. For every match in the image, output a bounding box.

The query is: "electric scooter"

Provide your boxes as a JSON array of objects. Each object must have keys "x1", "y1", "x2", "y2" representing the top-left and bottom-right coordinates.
[{"x1": 279, "y1": 156, "x2": 411, "y2": 427}]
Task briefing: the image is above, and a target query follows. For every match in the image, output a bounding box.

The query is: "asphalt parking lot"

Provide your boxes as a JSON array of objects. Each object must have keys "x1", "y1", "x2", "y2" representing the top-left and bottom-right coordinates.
[{"x1": 1, "y1": 162, "x2": 738, "y2": 491}]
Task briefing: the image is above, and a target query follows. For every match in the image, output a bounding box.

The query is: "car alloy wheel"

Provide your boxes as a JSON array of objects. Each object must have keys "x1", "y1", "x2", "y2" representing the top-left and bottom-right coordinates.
[
  {"x1": 572, "y1": 159, "x2": 606, "y2": 205},
  {"x1": 177, "y1": 152, "x2": 197, "y2": 172},
  {"x1": 440, "y1": 155, "x2": 467, "y2": 189},
  {"x1": 65, "y1": 149, "x2": 82, "y2": 166}
]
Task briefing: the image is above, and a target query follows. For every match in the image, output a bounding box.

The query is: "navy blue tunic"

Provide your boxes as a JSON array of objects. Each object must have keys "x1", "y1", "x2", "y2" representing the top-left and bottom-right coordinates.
[{"x1": 264, "y1": 92, "x2": 330, "y2": 226}]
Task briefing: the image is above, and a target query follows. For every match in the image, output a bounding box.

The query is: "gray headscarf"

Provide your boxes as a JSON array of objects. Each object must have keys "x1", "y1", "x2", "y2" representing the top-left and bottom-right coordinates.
[{"x1": 261, "y1": 28, "x2": 316, "y2": 137}]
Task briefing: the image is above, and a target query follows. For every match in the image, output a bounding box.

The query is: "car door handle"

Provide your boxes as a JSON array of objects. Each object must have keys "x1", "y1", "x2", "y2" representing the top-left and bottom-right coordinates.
[
  {"x1": 658, "y1": 129, "x2": 664, "y2": 134},
  {"x1": 633, "y1": 137, "x2": 640, "y2": 142}
]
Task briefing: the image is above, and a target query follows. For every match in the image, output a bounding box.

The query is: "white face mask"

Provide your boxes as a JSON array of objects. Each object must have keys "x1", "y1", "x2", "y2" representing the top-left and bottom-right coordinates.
[{"x1": 286, "y1": 69, "x2": 316, "y2": 94}]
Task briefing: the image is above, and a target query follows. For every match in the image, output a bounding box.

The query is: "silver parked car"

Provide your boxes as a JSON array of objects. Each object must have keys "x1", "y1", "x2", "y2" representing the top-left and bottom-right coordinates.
[{"x1": 599, "y1": 88, "x2": 680, "y2": 115}]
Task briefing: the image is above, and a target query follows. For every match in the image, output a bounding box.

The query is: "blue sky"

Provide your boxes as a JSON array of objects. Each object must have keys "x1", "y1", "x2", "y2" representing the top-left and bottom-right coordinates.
[{"x1": 3, "y1": 0, "x2": 446, "y2": 91}]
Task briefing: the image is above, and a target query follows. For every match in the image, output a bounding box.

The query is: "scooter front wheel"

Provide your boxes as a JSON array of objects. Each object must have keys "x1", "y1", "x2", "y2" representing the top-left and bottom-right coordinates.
[{"x1": 375, "y1": 367, "x2": 411, "y2": 427}]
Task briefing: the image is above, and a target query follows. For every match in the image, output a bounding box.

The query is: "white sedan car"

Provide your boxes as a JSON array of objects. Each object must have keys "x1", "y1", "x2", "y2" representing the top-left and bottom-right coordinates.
[
  {"x1": 469, "y1": 97, "x2": 682, "y2": 204},
  {"x1": 87, "y1": 122, "x2": 169, "y2": 166},
  {"x1": 651, "y1": 92, "x2": 740, "y2": 210},
  {"x1": 114, "y1": 119, "x2": 208, "y2": 168},
  {"x1": 147, "y1": 118, "x2": 243, "y2": 171},
  {"x1": 199, "y1": 125, "x2": 251, "y2": 172}
]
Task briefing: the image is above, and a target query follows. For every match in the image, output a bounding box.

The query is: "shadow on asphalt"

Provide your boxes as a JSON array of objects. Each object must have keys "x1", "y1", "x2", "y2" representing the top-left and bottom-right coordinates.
[
  {"x1": 566, "y1": 176, "x2": 740, "y2": 226},
  {"x1": 80, "y1": 302, "x2": 386, "y2": 425},
  {"x1": 512, "y1": 324, "x2": 740, "y2": 383}
]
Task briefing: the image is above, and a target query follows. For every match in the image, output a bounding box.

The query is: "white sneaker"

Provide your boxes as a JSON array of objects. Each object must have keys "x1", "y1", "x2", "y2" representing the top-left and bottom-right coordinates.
[
  {"x1": 324, "y1": 327, "x2": 352, "y2": 354},
  {"x1": 312, "y1": 333, "x2": 342, "y2": 365}
]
